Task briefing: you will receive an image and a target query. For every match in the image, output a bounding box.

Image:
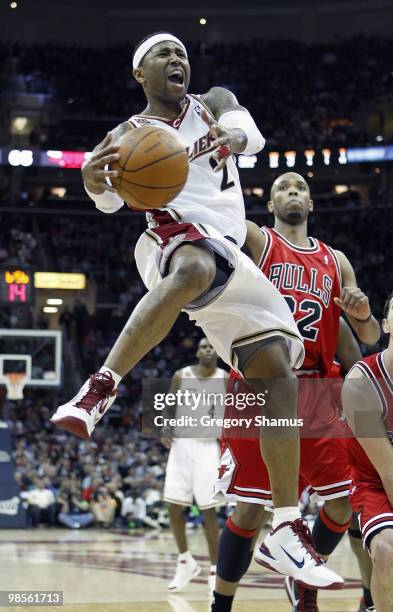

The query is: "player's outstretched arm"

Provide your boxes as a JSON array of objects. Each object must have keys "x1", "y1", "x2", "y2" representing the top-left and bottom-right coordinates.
[
  {"x1": 245, "y1": 220, "x2": 266, "y2": 266},
  {"x1": 333, "y1": 249, "x2": 381, "y2": 345},
  {"x1": 342, "y1": 368, "x2": 393, "y2": 506},
  {"x1": 83, "y1": 122, "x2": 132, "y2": 213},
  {"x1": 200, "y1": 87, "x2": 265, "y2": 171}
]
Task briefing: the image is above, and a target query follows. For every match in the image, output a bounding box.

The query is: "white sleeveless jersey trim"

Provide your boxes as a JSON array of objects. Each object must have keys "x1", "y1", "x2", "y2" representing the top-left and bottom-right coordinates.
[
  {"x1": 325, "y1": 245, "x2": 343, "y2": 288},
  {"x1": 129, "y1": 95, "x2": 246, "y2": 247},
  {"x1": 350, "y1": 362, "x2": 388, "y2": 418},
  {"x1": 179, "y1": 366, "x2": 227, "y2": 380},
  {"x1": 269, "y1": 228, "x2": 320, "y2": 253},
  {"x1": 378, "y1": 351, "x2": 393, "y2": 399}
]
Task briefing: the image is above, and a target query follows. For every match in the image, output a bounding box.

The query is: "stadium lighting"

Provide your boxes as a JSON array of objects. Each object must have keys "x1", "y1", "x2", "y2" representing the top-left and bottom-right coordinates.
[
  {"x1": 50, "y1": 187, "x2": 67, "y2": 198},
  {"x1": 199, "y1": 18, "x2": 207, "y2": 25},
  {"x1": 322, "y1": 148, "x2": 331, "y2": 165},
  {"x1": 43, "y1": 306, "x2": 58, "y2": 314},
  {"x1": 46, "y1": 298, "x2": 63, "y2": 306},
  {"x1": 284, "y1": 151, "x2": 296, "y2": 168},
  {"x1": 338, "y1": 147, "x2": 348, "y2": 165},
  {"x1": 12, "y1": 117, "x2": 28, "y2": 132},
  {"x1": 46, "y1": 150, "x2": 63, "y2": 159},
  {"x1": 252, "y1": 187, "x2": 264, "y2": 197},
  {"x1": 238, "y1": 155, "x2": 257, "y2": 169},
  {"x1": 334, "y1": 185, "x2": 349, "y2": 194},
  {"x1": 269, "y1": 152, "x2": 279, "y2": 169},
  {"x1": 304, "y1": 150, "x2": 315, "y2": 167},
  {"x1": 8, "y1": 149, "x2": 33, "y2": 167},
  {"x1": 10, "y1": 1, "x2": 17, "y2": 8}
]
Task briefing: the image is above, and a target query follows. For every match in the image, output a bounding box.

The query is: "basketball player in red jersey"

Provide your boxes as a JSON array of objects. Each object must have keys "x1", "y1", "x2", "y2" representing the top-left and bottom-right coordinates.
[
  {"x1": 343, "y1": 291, "x2": 393, "y2": 612},
  {"x1": 51, "y1": 34, "x2": 341, "y2": 589},
  {"x1": 212, "y1": 172, "x2": 380, "y2": 612},
  {"x1": 331, "y1": 320, "x2": 376, "y2": 612}
]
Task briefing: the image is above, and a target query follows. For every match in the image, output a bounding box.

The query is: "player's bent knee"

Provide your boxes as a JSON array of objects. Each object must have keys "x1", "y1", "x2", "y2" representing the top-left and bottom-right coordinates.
[
  {"x1": 232, "y1": 502, "x2": 267, "y2": 530},
  {"x1": 243, "y1": 341, "x2": 294, "y2": 380},
  {"x1": 371, "y1": 532, "x2": 393, "y2": 580},
  {"x1": 171, "y1": 257, "x2": 215, "y2": 297},
  {"x1": 324, "y1": 497, "x2": 352, "y2": 525}
]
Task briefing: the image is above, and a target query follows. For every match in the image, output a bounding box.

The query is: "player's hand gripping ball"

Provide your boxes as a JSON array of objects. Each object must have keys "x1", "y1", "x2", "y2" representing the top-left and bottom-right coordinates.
[{"x1": 110, "y1": 126, "x2": 189, "y2": 210}]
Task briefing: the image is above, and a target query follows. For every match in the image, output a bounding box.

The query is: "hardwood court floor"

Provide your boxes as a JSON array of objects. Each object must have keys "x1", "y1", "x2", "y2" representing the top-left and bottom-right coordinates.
[{"x1": 0, "y1": 528, "x2": 364, "y2": 611}]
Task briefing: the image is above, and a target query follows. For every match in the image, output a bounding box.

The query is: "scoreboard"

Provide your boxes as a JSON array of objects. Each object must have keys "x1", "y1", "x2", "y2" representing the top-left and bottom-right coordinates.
[{"x1": 0, "y1": 269, "x2": 34, "y2": 305}]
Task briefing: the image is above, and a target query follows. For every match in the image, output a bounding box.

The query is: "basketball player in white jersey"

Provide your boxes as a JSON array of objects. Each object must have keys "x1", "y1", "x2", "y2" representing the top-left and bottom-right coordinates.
[
  {"x1": 163, "y1": 337, "x2": 227, "y2": 592},
  {"x1": 51, "y1": 31, "x2": 342, "y2": 590}
]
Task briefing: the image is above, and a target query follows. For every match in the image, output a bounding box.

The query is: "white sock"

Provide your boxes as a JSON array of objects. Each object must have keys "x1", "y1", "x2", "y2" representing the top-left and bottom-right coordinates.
[
  {"x1": 99, "y1": 366, "x2": 122, "y2": 387},
  {"x1": 272, "y1": 506, "x2": 301, "y2": 530},
  {"x1": 210, "y1": 564, "x2": 217, "y2": 574},
  {"x1": 178, "y1": 551, "x2": 193, "y2": 562}
]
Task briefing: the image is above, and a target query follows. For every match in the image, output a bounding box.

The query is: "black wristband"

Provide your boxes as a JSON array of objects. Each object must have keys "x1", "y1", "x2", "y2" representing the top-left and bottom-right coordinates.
[{"x1": 353, "y1": 312, "x2": 372, "y2": 323}]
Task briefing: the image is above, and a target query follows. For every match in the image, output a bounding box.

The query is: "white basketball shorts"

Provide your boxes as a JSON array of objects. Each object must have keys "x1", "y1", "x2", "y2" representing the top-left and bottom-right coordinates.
[
  {"x1": 163, "y1": 438, "x2": 221, "y2": 509},
  {"x1": 134, "y1": 220, "x2": 304, "y2": 372}
]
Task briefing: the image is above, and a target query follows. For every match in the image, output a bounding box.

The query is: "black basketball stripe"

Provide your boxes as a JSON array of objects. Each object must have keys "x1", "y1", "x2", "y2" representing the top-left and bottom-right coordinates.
[
  {"x1": 119, "y1": 183, "x2": 178, "y2": 209},
  {"x1": 117, "y1": 149, "x2": 187, "y2": 173},
  {"x1": 118, "y1": 174, "x2": 186, "y2": 190},
  {"x1": 118, "y1": 127, "x2": 163, "y2": 171}
]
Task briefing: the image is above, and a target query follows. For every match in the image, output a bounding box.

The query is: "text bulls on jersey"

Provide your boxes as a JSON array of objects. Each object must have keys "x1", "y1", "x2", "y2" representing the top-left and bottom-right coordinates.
[{"x1": 268, "y1": 263, "x2": 334, "y2": 308}]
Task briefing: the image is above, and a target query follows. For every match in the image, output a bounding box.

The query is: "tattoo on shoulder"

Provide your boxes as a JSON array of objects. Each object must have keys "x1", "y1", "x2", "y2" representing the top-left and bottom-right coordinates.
[
  {"x1": 111, "y1": 121, "x2": 132, "y2": 141},
  {"x1": 201, "y1": 87, "x2": 245, "y2": 119}
]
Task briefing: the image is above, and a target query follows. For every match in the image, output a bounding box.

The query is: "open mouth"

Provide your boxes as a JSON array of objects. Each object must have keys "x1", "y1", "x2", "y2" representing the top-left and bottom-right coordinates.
[{"x1": 168, "y1": 70, "x2": 185, "y2": 86}]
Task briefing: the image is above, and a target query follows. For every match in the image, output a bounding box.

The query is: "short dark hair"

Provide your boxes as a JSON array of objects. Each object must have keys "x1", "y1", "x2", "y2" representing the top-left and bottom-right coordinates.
[
  {"x1": 383, "y1": 291, "x2": 393, "y2": 319},
  {"x1": 132, "y1": 31, "x2": 175, "y2": 65}
]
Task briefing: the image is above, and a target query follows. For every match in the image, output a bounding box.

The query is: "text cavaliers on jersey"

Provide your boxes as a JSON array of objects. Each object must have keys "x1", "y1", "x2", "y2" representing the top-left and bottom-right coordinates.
[{"x1": 259, "y1": 227, "x2": 342, "y2": 374}]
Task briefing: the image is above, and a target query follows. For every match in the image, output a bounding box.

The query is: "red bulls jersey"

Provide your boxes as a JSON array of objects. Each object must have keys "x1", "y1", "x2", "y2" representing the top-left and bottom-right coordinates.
[
  {"x1": 348, "y1": 352, "x2": 393, "y2": 484},
  {"x1": 259, "y1": 227, "x2": 342, "y2": 375}
]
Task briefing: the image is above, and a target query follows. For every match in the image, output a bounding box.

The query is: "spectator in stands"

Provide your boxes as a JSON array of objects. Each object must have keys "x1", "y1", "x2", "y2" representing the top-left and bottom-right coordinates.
[
  {"x1": 91, "y1": 487, "x2": 117, "y2": 527},
  {"x1": 57, "y1": 482, "x2": 94, "y2": 529},
  {"x1": 23, "y1": 478, "x2": 57, "y2": 528}
]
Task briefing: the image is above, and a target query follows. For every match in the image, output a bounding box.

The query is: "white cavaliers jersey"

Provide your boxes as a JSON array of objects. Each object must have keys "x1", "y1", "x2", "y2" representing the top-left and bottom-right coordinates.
[
  {"x1": 173, "y1": 365, "x2": 227, "y2": 438},
  {"x1": 129, "y1": 95, "x2": 246, "y2": 246}
]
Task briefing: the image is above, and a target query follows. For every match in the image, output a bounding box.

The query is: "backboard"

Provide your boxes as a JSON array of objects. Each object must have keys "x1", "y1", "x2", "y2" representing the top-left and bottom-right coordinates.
[{"x1": 0, "y1": 329, "x2": 62, "y2": 390}]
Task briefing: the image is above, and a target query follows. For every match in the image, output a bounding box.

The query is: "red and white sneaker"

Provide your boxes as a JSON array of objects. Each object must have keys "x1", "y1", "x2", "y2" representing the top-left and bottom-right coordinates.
[
  {"x1": 255, "y1": 518, "x2": 344, "y2": 590},
  {"x1": 50, "y1": 371, "x2": 117, "y2": 439},
  {"x1": 168, "y1": 556, "x2": 202, "y2": 592}
]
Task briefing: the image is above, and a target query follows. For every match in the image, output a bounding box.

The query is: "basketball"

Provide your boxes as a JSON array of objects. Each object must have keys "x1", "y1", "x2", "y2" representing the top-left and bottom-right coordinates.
[{"x1": 110, "y1": 126, "x2": 189, "y2": 210}]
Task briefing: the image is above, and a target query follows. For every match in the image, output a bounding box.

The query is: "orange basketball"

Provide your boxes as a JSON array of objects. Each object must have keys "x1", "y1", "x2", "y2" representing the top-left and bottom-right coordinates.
[{"x1": 110, "y1": 126, "x2": 189, "y2": 210}]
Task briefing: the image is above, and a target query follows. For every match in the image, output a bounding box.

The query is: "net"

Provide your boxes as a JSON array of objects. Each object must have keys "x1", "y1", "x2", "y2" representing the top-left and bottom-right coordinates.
[{"x1": 3, "y1": 373, "x2": 27, "y2": 400}]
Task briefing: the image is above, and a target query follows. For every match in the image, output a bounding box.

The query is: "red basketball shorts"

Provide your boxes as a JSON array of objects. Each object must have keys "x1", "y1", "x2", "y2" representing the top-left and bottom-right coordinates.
[{"x1": 214, "y1": 371, "x2": 352, "y2": 506}]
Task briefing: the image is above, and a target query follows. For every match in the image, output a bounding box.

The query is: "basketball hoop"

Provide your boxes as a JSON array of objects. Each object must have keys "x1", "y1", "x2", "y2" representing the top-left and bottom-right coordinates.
[{"x1": 3, "y1": 373, "x2": 27, "y2": 400}]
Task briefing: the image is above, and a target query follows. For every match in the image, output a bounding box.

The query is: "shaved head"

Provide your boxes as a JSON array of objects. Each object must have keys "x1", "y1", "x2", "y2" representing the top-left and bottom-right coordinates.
[
  {"x1": 268, "y1": 172, "x2": 313, "y2": 226},
  {"x1": 270, "y1": 172, "x2": 310, "y2": 200}
]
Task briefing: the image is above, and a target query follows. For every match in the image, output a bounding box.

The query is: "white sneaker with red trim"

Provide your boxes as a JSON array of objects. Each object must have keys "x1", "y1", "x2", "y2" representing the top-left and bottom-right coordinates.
[
  {"x1": 255, "y1": 519, "x2": 344, "y2": 589},
  {"x1": 50, "y1": 372, "x2": 117, "y2": 439},
  {"x1": 168, "y1": 555, "x2": 202, "y2": 592}
]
